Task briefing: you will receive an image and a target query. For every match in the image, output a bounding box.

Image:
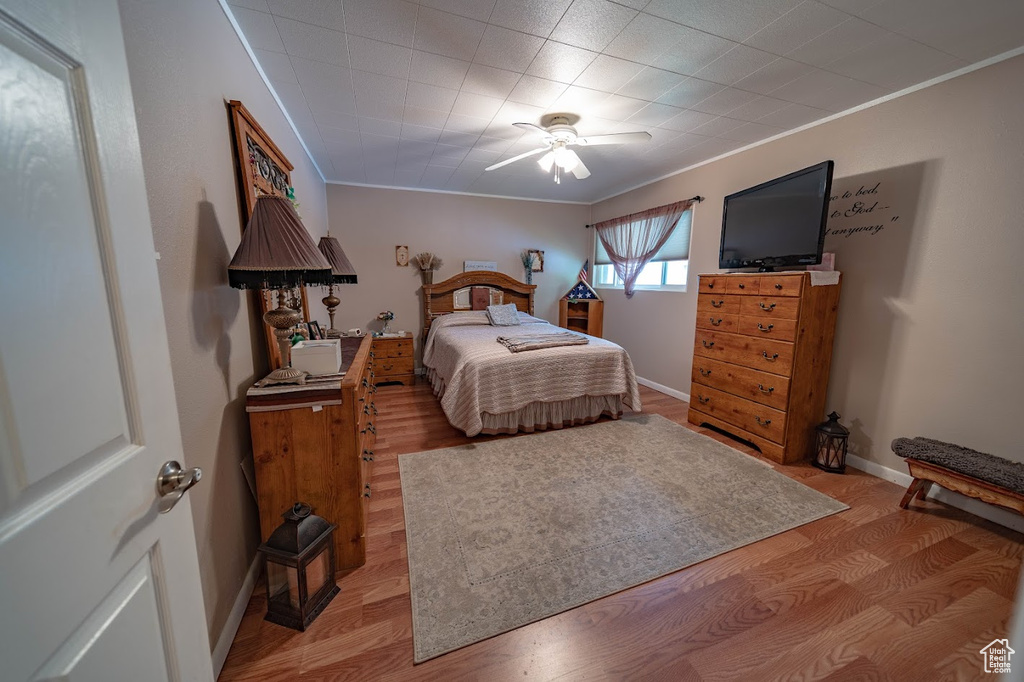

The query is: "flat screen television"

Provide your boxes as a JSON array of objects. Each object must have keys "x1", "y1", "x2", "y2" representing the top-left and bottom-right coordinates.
[{"x1": 719, "y1": 160, "x2": 834, "y2": 271}]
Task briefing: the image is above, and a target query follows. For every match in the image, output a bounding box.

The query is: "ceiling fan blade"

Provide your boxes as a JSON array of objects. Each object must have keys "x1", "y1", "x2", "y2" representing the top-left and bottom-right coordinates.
[
  {"x1": 485, "y1": 146, "x2": 549, "y2": 171},
  {"x1": 575, "y1": 131, "x2": 652, "y2": 146},
  {"x1": 571, "y1": 157, "x2": 591, "y2": 180},
  {"x1": 513, "y1": 122, "x2": 551, "y2": 137}
]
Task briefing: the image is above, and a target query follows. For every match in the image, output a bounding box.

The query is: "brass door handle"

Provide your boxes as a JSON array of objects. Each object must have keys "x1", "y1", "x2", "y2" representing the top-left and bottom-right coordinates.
[
  {"x1": 157, "y1": 461, "x2": 202, "y2": 514},
  {"x1": 759, "y1": 302, "x2": 775, "y2": 311},
  {"x1": 757, "y1": 323, "x2": 774, "y2": 333}
]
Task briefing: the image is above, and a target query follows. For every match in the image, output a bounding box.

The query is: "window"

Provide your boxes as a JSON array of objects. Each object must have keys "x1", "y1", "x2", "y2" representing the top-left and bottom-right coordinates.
[{"x1": 593, "y1": 207, "x2": 692, "y2": 292}]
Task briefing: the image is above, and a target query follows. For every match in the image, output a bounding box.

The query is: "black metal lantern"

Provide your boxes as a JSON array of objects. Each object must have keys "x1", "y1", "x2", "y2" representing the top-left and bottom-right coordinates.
[
  {"x1": 813, "y1": 411, "x2": 850, "y2": 473},
  {"x1": 259, "y1": 502, "x2": 339, "y2": 631}
]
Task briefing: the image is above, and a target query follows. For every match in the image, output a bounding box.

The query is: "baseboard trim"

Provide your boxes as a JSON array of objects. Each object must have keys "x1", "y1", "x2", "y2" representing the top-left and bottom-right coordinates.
[
  {"x1": 846, "y1": 453, "x2": 1024, "y2": 534},
  {"x1": 212, "y1": 554, "x2": 262, "y2": 677},
  {"x1": 635, "y1": 376, "x2": 690, "y2": 403}
]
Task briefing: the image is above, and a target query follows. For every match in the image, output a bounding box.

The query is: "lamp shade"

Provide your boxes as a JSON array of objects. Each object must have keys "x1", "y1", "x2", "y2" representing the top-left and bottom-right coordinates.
[
  {"x1": 228, "y1": 194, "x2": 332, "y2": 290},
  {"x1": 317, "y1": 236, "x2": 358, "y2": 284}
]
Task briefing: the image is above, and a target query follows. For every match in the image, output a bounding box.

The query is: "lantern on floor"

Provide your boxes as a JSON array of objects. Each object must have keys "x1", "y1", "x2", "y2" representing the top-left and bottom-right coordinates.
[
  {"x1": 813, "y1": 411, "x2": 850, "y2": 473},
  {"x1": 259, "y1": 502, "x2": 339, "y2": 631}
]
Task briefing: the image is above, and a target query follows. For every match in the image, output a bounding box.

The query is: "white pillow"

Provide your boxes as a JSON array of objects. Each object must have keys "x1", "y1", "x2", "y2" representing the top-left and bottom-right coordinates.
[{"x1": 486, "y1": 303, "x2": 521, "y2": 326}]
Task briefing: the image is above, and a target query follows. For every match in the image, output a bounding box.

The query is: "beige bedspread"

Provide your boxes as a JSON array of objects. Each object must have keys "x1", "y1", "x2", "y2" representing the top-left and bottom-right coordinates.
[{"x1": 422, "y1": 312, "x2": 641, "y2": 436}]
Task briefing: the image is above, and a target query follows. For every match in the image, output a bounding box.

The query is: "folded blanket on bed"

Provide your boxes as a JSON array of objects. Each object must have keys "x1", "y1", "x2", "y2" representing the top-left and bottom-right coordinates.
[{"x1": 497, "y1": 331, "x2": 589, "y2": 352}]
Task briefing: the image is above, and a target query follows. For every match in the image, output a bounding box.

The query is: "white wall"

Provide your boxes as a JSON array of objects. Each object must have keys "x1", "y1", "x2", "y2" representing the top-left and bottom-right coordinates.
[
  {"x1": 117, "y1": 0, "x2": 329, "y2": 652},
  {"x1": 592, "y1": 55, "x2": 1024, "y2": 474}
]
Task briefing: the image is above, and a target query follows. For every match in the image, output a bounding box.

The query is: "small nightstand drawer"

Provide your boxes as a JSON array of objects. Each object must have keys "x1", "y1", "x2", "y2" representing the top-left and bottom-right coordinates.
[
  {"x1": 385, "y1": 339, "x2": 412, "y2": 358},
  {"x1": 376, "y1": 356, "x2": 413, "y2": 376}
]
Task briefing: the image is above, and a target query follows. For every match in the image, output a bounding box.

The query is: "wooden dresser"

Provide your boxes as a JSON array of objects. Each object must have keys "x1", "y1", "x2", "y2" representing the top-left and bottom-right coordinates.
[
  {"x1": 372, "y1": 332, "x2": 414, "y2": 386},
  {"x1": 246, "y1": 336, "x2": 377, "y2": 571},
  {"x1": 688, "y1": 272, "x2": 841, "y2": 464},
  {"x1": 559, "y1": 299, "x2": 603, "y2": 337}
]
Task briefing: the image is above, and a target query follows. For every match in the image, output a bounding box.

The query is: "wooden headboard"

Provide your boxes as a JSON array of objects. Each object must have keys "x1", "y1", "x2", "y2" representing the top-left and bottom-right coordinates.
[{"x1": 422, "y1": 271, "x2": 536, "y2": 339}]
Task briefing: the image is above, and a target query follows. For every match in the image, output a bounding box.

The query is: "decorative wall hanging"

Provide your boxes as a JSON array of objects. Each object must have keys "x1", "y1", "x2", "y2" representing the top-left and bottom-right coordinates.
[
  {"x1": 229, "y1": 100, "x2": 311, "y2": 369},
  {"x1": 396, "y1": 245, "x2": 409, "y2": 266}
]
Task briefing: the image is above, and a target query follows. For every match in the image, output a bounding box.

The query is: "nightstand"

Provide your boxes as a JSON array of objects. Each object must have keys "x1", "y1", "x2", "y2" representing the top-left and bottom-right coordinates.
[{"x1": 372, "y1": 332, "x2": 414, "y2": 386}]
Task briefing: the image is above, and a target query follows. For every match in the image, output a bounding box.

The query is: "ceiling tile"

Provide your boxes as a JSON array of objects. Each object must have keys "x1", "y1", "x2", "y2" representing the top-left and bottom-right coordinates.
[
  {"x1": 358, "y1": 117, "x2": 403, "y2": 137},
  {"x1": 231, "y1": 7, "x2": 285, "y2": 52},
  {"x1": 413, "y1": 7, "x2": 487, "y2": 61},
  {"x1": 693, "y1": 44, "x2": 776, "y2": 86},
  {"x1": 573, "y1": 54, "x2": 645, "y2": 93},
  {"x1": 403, "y1": 106, "x2": 450, "y2": 128},
  {"x1": 689, "y1": 115, "x2": 745, "y2": 138},
  {"x1": 627, "y1": 103, "x2": 684, "y2": 127},
  {"x1": 644, "y1": 0, "x2": 803, "y2": 43},
  {"x1": 266, "y1": 0, "x2": 345, "y2": 32},
  {"x1": 438, "y1": 130, "x2": 481, "y2": 147},
  {"x1": 603, "y1": 12, "x2": 695, "y2": 65},
  {"x1": 726, "y1": 95, "x2": 791, "y2": 122},
  {"x1": 393, "y1": 168, "x2": 426, "y2": 185},
  {"x1": 319, "y1": 122, "x2": 361, "y2": 142},
  {"x1": 548, "y1": 85, "x2": 609, "y2": 113},
  {"x1": 303, "y1": 82, "x2": 358, "y2": 117},
  {"x1": 444, "y1": 113, "x2": 492, "y2": 134},
  {"x1": 732, "y1": 58, "x2": 815, "y2": 95},
  {"x1": 473, "y1": 25, "x2": 545, "y2": 72},
  {"x1": 462, "y1": 64, "x2": 523, "y2": 98},
  {"x1": 744, "y1": 1, "x2": 848, "y2": 54},
  {"x1": 786, "y1": 17, "x2": 881, "y2": 67},
  {"x1": 659, "y1": 108, "x2": 718, "y2": 131},
  {"x1": 549, "y1": 0, "x2": 639, "y2": 52},
  {"x1": 818, "y1": 0, "x2": 885, "y2": 13},
  {"x1": 400, "y1": 124, "x2": 442, "y2": 143},
  {"x1": 365, "y1": 167, "x2": 396, "y2": 184},
  {"x1": 825, "y1": 32, "x2": 964, "y2": 90},
  {"x1": 347, "y1": 35, "x2": 412, "y2": 79},
  {"x1": 592, "y1": 93, "x2": 648, "y2": 120},
  {"x1": 490, "y1": 0, "x2": 574, "y2": 37},
  {"x1": 473, "y1": 136, "x2": 516, "y2": 154},
  {"x1": 252, "y1": 48, "x2": 297, "y2": 85},
  {"x1": 691, "y1": 87, "x2": 760, "y2": 115},
  {"x1": 756, "y1": 102, "x2": 830, "y2": 128},
  {"x1": 656, "y1": 77, "x2": 724, "y2": 108},
  {"x1": 291, "y1": 56, "x2": 352, "y2": 91},
  {"x1": 526, "y1": 41, "x2": 598, "y2": 83},
  {"x1": 408, "y1": 51, "x2": 471, "y2": 89},
  {"x1": 651, "y1": 27, "x2": 736, "y2": 76},
  {"x1": 507, "y1": 75, "x2": 568, "y2": 108},
  {"x1": 617, "y1": 67, "x2": 686, "y2": 101},
  {"x1": 276, "y1": 16, "x2": 348, "y2": 66},
  {"x1": 344, "y1": 0, "x2": 418, "y2": 47},
  {"x1": 229, "y1": 0, "x2": 270, "y2": 11},
  {"x1": 492, "y1": 100, "x2": 548, "y2": 127},
  {"x1": 819, "y1": 78, "x2": 888, "y2": 111},
  {"x1": 720, "y1": 120, "x2": 784, "y2": 143},
  {"x1": 405, "y1": 81, "x2": 459, "y2": 112},
  {"x1": 768, "y1": 68, "x2": 852, "y2": 110},
  {"x1": 419, "y1": 0, "x2": 496, "y2": 22},
  {"x1": 451, "y1": 91, "x2": 505, "y2": 119}
]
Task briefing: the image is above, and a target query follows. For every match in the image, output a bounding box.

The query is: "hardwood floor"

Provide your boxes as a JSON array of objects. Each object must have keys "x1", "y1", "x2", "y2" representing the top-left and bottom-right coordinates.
[{"x1": 219, "y1": 383, "x2": 1023, "y2": 681}]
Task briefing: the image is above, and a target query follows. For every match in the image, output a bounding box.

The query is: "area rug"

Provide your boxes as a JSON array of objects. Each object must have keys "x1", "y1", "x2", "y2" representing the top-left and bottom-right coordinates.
[{"x1": 399, "y1": 413, "x2": 848, "y2": 663}]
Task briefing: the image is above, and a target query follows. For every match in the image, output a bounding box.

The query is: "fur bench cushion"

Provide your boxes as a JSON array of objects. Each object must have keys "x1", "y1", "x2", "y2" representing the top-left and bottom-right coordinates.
[{"x1": 892, "y1": 437, "x2": 1024, "y2": 495}]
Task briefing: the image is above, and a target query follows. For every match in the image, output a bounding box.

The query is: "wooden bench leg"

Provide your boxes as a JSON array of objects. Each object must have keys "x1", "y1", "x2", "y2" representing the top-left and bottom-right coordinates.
[
  {"x1": 915, "y1": 481, "x2": 931, "y2": 501},
  {"x1": 900, "y1": 478, "x2": 928, "y2": 509}
]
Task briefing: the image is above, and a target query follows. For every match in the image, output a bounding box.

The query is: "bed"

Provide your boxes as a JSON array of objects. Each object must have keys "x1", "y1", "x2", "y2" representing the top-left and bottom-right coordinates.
[{"x1": 421, "y1": 272, "x2": 641, "y2": 436}]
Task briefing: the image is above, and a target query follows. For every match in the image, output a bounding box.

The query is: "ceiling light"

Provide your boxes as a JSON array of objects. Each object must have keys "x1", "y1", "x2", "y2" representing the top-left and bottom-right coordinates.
[
  {"x1": 554, "y1": 147, "x2": 580, "y2": 172},
  {"x1": 537, "y1": 151, "x2": 555, "y2": 172}
]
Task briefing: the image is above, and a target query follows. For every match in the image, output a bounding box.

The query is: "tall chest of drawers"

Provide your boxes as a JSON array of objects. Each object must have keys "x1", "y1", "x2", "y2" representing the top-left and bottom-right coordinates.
[{"x1": 688, "y1": 272, "x2": 841, "y2": 464}]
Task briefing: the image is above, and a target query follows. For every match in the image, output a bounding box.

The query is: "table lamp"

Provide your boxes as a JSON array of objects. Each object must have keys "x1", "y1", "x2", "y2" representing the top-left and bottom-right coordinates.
[
  {"x1": 228, "y1": 194, "x2": 332, "y2": 385},
  {"x1": 316, "y1": 235, "x2": 357, "y2": 338}
]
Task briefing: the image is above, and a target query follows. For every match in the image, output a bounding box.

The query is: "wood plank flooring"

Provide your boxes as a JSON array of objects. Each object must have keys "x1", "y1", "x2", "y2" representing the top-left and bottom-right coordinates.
[{"x1": 218, "y1": 383, "x2": 1023, "y2": 681}]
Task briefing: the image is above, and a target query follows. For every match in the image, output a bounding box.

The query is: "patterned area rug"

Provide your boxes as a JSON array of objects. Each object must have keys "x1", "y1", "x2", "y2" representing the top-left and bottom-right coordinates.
[{"x1": 399, "y1": 414, "x2": 848, "y2": 663}]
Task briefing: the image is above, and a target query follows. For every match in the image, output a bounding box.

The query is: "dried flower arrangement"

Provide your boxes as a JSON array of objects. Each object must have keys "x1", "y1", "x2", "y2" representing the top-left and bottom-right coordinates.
[{"x1": 412, "y1": 252, "x2": 444, "y2": 271}]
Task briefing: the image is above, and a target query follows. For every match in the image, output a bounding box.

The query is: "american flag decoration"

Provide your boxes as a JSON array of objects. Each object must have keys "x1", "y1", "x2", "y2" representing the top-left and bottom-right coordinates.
[
  {"x1": 578, "y1": 259, "x2": 589, "y2": 282},
  {"x1": 566, "y1": 278, "x2": 599, "y2": 300}
]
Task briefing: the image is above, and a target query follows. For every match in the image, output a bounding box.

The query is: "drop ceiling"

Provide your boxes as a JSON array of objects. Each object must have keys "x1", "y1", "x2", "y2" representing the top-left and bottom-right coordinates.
[{"x1": 226, "y1": 0, "x2": 1024, "y2": 203}]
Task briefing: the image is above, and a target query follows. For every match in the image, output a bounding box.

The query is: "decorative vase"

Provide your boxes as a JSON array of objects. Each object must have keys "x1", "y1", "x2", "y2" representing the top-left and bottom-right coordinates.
[
  {"x1": 525, "y1": 269, "x2": 533, "y2": 285},
  {"x1": 382, "y1": 320, "x2": 391, "y2": 334},
  {"x1": 422, "y1": 270, "x2": 433, "y2": 285}
]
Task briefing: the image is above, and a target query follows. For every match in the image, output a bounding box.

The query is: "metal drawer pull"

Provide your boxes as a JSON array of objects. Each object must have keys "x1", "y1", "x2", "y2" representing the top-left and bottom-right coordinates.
[
  {"x1": 762, "y1": 351, "x2": 779, "y2": 361},
  {"x1": 702, "y1": 340, "x2": 715, "y2": 348},
  {"x1": 363, "y1": 405, "x2": 370, "y2": 415},
  {"x1": 759, "y1": 302, "x2": 776, "y2": 311},
  {"x1": 710, "y1": 318, "x2": 722, "y2": 326},
  {"x1": 775, "y1": 283, "x2": 783, "y2": 290},
  {"x1": 707, "y1": 282, "x2": 714, "y2": 289},
  {"x1": 755, "y1": 416, "x2": 772, "y2": 426},
  {"x1": 757, "y1": 323, "x2": 774, "y2": 332},
  {"x1": 711, "y1": 299, "x2": 724, "y2": 308},
  {"x1": 372, "y1": 404, "x2": 378, "y2": 415},
  {"x1": 758, "y1": 384, "x2": 774, "y2": 394},
  {"x1": 697, "y1": 395, "x2": 710, "y2": 405},
  {"x1": 699, "y1": 368, "x2": 712, "y2": 377},
  {"x1": 738, "y1": 283, "x2": 745, "y2": 289}
]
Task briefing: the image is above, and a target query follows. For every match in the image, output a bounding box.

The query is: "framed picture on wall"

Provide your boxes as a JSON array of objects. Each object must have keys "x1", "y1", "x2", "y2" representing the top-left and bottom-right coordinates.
[{"x1": 528, "y1": 249, "x2": 544, "y2": 272}]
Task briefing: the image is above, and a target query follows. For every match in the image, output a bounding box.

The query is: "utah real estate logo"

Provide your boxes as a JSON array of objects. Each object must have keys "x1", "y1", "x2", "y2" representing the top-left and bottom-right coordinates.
[{"x1": 980, "y1": 638, "x2": 1014, "y2": 674}]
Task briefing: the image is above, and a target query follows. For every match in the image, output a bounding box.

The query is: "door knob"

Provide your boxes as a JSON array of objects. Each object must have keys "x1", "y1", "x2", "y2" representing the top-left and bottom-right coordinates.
[{"x1": 157, "y1": 460, "x2": 202, "y2": 514}]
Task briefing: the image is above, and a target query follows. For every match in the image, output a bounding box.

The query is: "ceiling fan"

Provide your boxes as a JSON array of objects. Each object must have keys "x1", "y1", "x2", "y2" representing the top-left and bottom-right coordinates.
[{"x1": 484, "y1": 114, "x2": 652, "y2": 183}]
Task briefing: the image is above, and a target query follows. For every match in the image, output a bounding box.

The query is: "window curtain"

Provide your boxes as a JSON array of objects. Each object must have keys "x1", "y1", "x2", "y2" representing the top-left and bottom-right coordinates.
[{"x1": 593, "y1": 199, "x2": 695, "y2": 297}]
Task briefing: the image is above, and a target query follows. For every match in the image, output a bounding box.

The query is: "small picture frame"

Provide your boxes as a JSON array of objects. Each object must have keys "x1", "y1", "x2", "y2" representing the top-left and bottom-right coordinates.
[
  {"x1": 528, "y1": 249, "x2": 544, "y2": 272},
  {"x1": 309, "y1": 321, "x2": 323, "y2": 340},
  {"x1": 396, "y1": 245, "x2": 410, "y2": 267}
]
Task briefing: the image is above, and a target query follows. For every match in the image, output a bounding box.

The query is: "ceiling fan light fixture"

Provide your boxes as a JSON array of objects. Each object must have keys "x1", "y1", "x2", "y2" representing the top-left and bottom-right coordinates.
[
  {"x1": 554, "y1": 147, "x2": 580, "y2": 172},
  {"x1": 537, "y1": 151, "x2": 555, "y2": 172}
]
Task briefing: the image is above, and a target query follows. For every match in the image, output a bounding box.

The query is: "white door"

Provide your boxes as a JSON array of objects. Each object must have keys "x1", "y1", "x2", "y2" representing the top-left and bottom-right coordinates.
[{"x1": 0, "y1": 0, "x2": 214, "y2": 680}]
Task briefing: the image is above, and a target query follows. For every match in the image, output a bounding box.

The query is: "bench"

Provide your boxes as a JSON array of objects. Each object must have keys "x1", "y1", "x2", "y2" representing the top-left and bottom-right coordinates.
[{"x1": 892, "y1": 437, "x2": 1024, "y2": 515}]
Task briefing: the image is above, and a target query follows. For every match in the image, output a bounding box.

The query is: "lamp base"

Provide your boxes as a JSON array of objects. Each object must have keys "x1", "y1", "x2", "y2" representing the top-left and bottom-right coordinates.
[
  {"x1": 257, "y1": 366, "x2": 308, "y2": 387},
  {"x1": 325, "y1": 329, "x2": 341, "y2": 339}
]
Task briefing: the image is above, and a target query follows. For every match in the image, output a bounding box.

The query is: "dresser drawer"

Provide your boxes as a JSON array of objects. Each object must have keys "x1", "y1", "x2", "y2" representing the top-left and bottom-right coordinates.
[
  {"x1": 691, "y1": 356, "x2": 790, "y2": 411},
  {"x1": 697, "y1": 293, "x2": 742, "y2": 316},
  {"x1": 726, "y1": 276, "x2": 758, "y2": 295},
  {"x1": 690, "y1": 384, "x2": 786, "y2": 444},
  {"x1": 739, "y1": 296, "x2": 800, "y2": 319},
  {"x1": 736, "y1": 315, "x2": 798, "y2": 342},
  {"x1": 376, "y1": 356, "x2": 413, "y2": 377},
  {"x1": 698, "y1": 275, "x2": 731, "y2": 294},
  {"x1": 696, "y1": 312, "x2": 738, "y2": 334},
  {"x1": 693, "y1": 329, "x2": 795, "y2": 376},
  {"x1": 759, "y1": 274, "x2": 803, "y2": 297},
  {"x1": 384, "y1": 339, "x2": 413, "y2": 358}
]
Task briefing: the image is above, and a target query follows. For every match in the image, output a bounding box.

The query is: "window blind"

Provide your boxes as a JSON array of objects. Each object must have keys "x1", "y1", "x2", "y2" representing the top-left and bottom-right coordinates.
[{"x1": 594, "y1": 208, "x2": 693, "y2": 265}]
